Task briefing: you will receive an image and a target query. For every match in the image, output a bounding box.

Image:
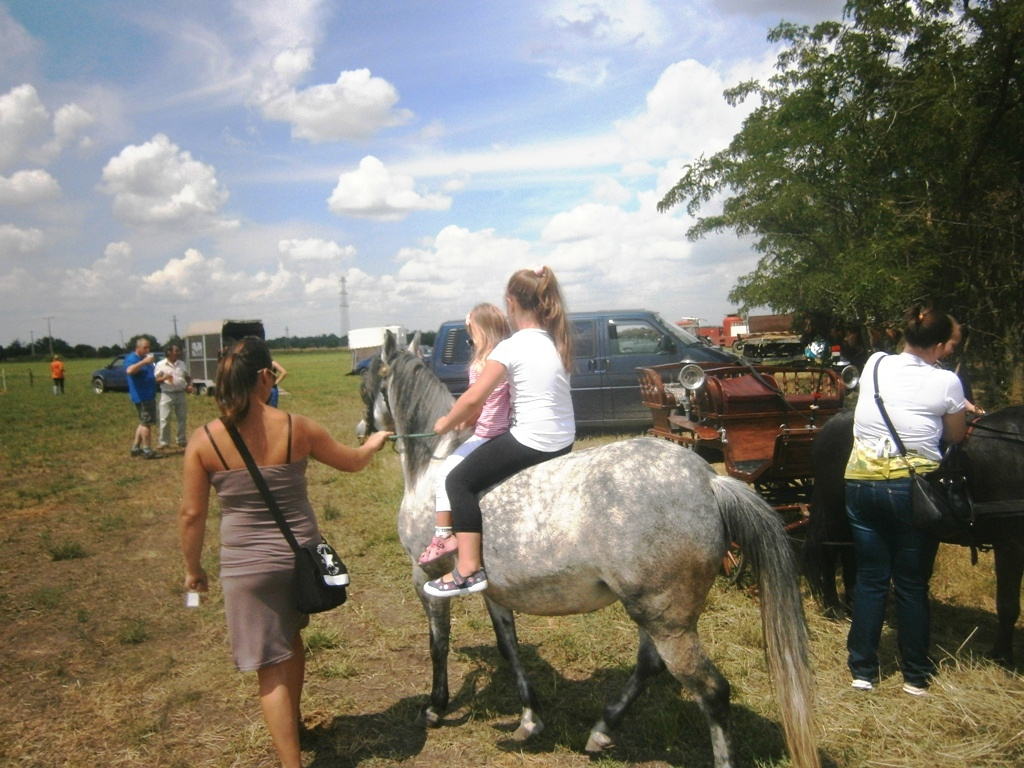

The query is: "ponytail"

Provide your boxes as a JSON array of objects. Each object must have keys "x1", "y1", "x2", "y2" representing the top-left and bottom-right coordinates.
[
  {"x1": 507, "y1": 266, "x2": 573, "y2": 370},
  {"x1": 902, "y1": 304, "x2": 953, "y2": 349},
  {"x1": 215, "y1": 337, "x2": 273, "y2": 425}
]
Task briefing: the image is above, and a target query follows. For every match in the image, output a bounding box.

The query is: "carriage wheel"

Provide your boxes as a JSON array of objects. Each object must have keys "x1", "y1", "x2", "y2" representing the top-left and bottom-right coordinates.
[{"x1": 721, "y1": 542, "x2": 749, "y2": 586}]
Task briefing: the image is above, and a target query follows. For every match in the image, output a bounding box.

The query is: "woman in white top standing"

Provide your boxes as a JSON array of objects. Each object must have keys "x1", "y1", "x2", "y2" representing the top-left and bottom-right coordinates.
[
  {"x1": 844, "y1": 305, "x2": 966, "y2": 696},
  {"x1": 424, "y1": 266, "x2": 575, "y2": 597}
]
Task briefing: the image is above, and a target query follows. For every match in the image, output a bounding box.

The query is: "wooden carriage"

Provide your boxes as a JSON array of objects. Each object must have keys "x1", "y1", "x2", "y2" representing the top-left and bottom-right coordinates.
[{"x1": 636, "y1": 360, "x2": 851, "y2": 522}]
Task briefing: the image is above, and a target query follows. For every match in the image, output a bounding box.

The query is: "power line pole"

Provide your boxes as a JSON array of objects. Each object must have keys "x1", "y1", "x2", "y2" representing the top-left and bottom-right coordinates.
[
  {"x1": 173, "y1": 315, "x2": 178, "y2": 338},
  {"x1": 339, "y1": 275, "x2": 350, "y2": 345},
  {"x1": 44, "y1": 316, "x2": 54, "y2": 356}
]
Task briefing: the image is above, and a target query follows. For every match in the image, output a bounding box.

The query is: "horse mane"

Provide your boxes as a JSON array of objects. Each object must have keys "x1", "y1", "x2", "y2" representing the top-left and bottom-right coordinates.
[{"x1": 385, "y1": 347, "x2": 456, "y2": 479}]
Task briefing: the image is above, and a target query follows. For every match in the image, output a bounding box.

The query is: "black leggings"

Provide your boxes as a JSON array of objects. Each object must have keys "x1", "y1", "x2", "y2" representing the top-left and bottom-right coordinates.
[{"x1": 446, "y1": 431, "x2": 571, "y2": 534}]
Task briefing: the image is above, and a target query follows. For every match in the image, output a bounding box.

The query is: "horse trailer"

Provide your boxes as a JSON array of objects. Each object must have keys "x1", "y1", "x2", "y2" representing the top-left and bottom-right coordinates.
[{"x1": 184, "y1": 319, "x2": 265, "y2": 395}]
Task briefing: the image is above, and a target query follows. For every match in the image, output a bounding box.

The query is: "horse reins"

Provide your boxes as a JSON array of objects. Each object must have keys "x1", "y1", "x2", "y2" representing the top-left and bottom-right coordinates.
[{"x1": 966, "y1": 420, "x2": 1024, "y2": 445}]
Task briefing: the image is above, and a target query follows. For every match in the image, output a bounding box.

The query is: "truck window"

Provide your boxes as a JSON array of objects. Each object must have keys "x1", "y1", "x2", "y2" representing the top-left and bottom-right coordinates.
[
  {"x1": 571, "y1": 319, "x2": 597, "y2": 359},
  {"x1": 608, "y1": 320, "x2": 672, "y2": 355},
  {"x1": 442, "y1": 327, "x2": 472, "y2": 365}
]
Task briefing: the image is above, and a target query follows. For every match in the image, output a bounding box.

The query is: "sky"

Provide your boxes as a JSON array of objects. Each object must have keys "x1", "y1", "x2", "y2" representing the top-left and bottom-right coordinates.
[{"x1": 0, "y1": 0, "x2": 847, "y2": 348}]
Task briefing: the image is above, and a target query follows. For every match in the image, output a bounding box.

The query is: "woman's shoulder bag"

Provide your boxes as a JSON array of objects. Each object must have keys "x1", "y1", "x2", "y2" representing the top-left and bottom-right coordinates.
[{"x1": 872, "y1": 356, "x2": 974, "y2": 541}]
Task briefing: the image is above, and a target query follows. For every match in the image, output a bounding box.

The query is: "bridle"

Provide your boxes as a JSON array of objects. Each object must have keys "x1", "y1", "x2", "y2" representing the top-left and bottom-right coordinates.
[{"x1": 362, "y1": 357, "x2": 443, "y2": 452}]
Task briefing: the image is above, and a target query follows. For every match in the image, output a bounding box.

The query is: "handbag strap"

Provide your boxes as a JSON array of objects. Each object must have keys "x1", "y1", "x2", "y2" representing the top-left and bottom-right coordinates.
[
  {"x1": 871, "y1": 355, "x2": 918, "y2": 477},
  {"x1": 223, "y1": 420, "x2": 302, "y2": 554}
]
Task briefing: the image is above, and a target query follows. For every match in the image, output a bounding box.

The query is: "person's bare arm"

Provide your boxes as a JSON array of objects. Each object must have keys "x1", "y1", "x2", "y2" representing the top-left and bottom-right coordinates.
[
  {"x1": 126, "y1": 352, "x2": 155, "y2": 375},
  {"x1": 271, "y1": 361, "x2": 288, "y2": 384},
  {"x1": 179, "y1": 437, "x2": 212, "y2": 592},
  {"x1": 302, "y1": 417, "x2": 390, "y2": 471},
  {"x1": 434, "y1": 360, "x2": 506, "y2": 435},
  {"x1": 942, "y1": 410, "x2": 968, "y2": 445}
]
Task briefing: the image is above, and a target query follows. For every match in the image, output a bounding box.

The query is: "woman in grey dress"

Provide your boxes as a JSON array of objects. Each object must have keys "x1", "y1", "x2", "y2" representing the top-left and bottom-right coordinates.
[{"x1": 179, "y1": 337, "x2": 390, "y2": 768}]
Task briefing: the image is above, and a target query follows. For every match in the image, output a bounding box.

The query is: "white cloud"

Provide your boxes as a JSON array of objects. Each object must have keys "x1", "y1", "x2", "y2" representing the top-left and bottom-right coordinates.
[
  {"x1": 59, "y1": 241, "x2": 134, "y2": 298},
  {"x1": 535, "y1": 187, "x2": 754, "y2": 321},
  {"x1": 261, "y1": 69, "x2": 413, "y2": 142},
  {"x1": 549, "y1": 0, "x2": 665, "y2": 48},
  {"x1": 389, "y1": 56, "x2": 768, "y2": 183},
  {"x1": 0, "y1": 84, "x2": 50, "y2": 171},
  {"x1": 591, "y1": 177, "x2": 633, "y2": 205},
  {"x1": 141, "y1": 247, "x2": 223, "y2": 296},
  {"x1": 550, "y1": 60, "x2": 609, "y2": 87},
  {"x1": 0, "y1": 8, "x2": 42, "y2": 86},
  {"x1": 99, "y1": 134, "x2": 238, "y2": 230},
  {"x1": 328, "y1": 156, "x2": 452, "y2": 221},
  {"x1": 0, "y1": 169, "x2": 60, "y2": 204},
  {"x1": 45, "y1": 103, "x2": 97, "y2": 155},
  {"x1": 0, "y1": 84, "x2": 95, "y2": 170},
  {"x1": 340, "y1": 225, "x2": 534, "y2": 324},
  {"x1": 614, "y1": 56, "x2": 770, "y2": 162},
  {"x1": 0, "y1": 223, "x2": 45, "y2": 259},
  {"x1": 278, "y1": 238, "x2": 356, "y2": 263}
]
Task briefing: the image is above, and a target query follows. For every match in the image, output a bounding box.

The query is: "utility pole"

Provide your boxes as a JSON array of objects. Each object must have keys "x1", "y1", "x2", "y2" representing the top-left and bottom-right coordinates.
[
  {"x1": 173, "y1": 315, "x2": 178, "y2": 339},
  {"x1": 44, "y1": 316, "x2": 54, "y2": 356},
  {"x1": 339, "y1": 275, "x2": 350, "y2": 346},
  {"x1": 30, "y1": 330, "x2": 34, "y2": 355}
]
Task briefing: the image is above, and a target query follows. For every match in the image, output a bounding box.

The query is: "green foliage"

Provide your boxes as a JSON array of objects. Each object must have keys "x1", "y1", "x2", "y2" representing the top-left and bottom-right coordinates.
[
  {"x1": 659, "y1": 0, "x2": 1024, "y2": 402},
  {"x1": 118, "y1": 617, "x2": 150, "y2": 645},
  {"x1": 45, "y1": 540, "x2": 88, "y2": 561},
  {"x1": 41, "y1": 531, "x2": 88, "y2": 561}
]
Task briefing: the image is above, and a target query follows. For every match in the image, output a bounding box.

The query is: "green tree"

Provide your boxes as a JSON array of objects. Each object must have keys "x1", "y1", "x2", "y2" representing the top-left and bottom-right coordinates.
[{"x1": 659, "y1": 0, "x2": 1024, "y2": 403}]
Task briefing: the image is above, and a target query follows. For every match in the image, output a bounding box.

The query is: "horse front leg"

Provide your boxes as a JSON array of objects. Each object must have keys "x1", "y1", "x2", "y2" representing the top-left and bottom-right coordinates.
[
  {"x1": 991, "y1": 540, "x2": 1023, "y2": 667},
  {"x1": 483, "y1": 597, "x2": 543, "y2": 739},
  {"x1": 415, "y1": 588, "x2": 453, "y2": 728},
  {"x1": 585, "y1": 627, "x2": 666, "y2": 753}
]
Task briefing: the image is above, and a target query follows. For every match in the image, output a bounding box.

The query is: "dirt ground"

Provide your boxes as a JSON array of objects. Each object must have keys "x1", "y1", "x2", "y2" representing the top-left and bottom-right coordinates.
[{"x1": 1, "y1": 367, "x2": 1021, "y2": 768}]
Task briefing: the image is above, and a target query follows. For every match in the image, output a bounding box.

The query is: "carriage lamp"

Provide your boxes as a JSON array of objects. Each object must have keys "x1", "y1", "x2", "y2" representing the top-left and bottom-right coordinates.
[
  {"x1": 678, "y1": 363, "x2": 706, "y2": 391},
  {"x1": 841, "y1": 365, "x2": 860, "y2": 390}
]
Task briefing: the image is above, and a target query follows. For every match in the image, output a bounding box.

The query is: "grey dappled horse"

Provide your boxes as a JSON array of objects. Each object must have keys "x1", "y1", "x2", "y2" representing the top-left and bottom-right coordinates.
[{"x1": 358, "y1": 332, "x2": 820, "y2": 768}]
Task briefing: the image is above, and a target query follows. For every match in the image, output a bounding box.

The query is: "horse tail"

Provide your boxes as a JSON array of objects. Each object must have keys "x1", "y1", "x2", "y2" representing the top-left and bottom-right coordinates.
[{"x1": 711, "y1": 474, "x2": 820, "y2": 768}]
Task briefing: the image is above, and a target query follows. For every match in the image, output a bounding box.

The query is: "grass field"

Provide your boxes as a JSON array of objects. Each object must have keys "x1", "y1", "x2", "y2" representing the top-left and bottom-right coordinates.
[{"x1": 0, "y1": 352, "x2": 1021, "y2": 768}]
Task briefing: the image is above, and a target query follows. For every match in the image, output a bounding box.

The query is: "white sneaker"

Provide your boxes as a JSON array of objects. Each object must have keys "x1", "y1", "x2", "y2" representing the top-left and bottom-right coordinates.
[
  {"x1": 902, "y1": 682, "x2": 928, "y2": 696},
  {"x1": 851, "y1": 679, "x2": 874, "y2": 690}
]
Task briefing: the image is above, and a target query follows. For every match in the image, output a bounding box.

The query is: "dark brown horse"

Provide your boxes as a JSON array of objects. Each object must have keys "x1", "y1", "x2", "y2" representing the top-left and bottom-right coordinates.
[{"x1": 802, "y1": 406, "x2": 1024, "y2": 665}]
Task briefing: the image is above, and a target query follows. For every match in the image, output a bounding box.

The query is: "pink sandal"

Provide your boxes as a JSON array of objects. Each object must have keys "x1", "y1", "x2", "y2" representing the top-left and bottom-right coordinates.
[{"x1": 417, "y1": 535, "x2": 458, "y2": 565}]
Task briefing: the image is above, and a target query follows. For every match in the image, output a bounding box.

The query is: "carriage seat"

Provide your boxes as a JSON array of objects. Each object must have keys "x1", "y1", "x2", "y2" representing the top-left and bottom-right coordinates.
[
  {"x1": 784, "y1": 392, "x2": 842, "y2": 411},
  {"x1": 706, "y1": 374, "x2": 782, "y2": 414}
]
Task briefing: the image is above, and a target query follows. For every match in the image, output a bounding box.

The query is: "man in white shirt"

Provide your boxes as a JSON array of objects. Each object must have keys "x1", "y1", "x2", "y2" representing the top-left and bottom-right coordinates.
[{"x1": 155, "y1": 345, "x2": 193, "y2": 448}]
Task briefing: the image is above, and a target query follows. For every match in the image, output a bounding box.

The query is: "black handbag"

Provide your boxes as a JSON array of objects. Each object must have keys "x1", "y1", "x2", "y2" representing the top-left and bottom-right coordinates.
[
  {"x1": 225, "y1": 422, "x2": 348, "y2": 613},
  {"x1": 871, "y1": 356, "x2": 974, "y2": 541}
]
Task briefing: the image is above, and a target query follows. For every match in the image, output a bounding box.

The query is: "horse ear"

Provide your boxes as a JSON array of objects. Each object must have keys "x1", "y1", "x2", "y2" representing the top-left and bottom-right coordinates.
[
  {"x1": 408, "y1": 331, "x2": 421, "y2": 356},
  {"x1": 382, "y1": 330, "x2": 397, "y2": 360}
]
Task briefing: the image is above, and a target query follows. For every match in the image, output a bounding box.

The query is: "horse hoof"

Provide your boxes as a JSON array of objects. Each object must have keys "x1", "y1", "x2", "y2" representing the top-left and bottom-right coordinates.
[
  {"x1": 512, "y1": 716, "x2": 544, "y2": 741},
  {"x1": 585, "y1": 729, "x2": 614, "y2": 753},
  {"x1": 987, "y1": 647, "x2": 1014, "y2": 669},
  {"x1": 415, "y1": 707, "x2": 444, "y2": 729},
  {"x1": 822, "y1": 606, "x2": 849, "y2": 622}
]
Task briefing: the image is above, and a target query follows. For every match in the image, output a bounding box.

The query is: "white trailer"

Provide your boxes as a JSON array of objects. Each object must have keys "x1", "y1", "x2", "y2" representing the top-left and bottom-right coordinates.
[
  {"x1": 348, "y1": 325, "x2": 408, "y2": 371},
  {"x1": 185, "y1": 319, "x2": 265, "y2": 394}
]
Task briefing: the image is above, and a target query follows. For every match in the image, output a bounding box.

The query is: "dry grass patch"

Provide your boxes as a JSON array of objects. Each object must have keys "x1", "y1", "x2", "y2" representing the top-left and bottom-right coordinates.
[{"x1": 0, "y1": 353, "x2": 1020, "y2": 767}]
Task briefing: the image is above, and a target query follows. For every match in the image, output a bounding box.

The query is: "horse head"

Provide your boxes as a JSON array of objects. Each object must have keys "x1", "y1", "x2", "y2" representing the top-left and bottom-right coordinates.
[{"x1": 356, "y1": 330, "x2": 456, "y2": 475}]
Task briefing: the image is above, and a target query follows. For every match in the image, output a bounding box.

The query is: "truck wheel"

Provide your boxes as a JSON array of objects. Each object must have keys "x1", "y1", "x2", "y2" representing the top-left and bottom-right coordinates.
[{"x1": 92, "y1": 377, "x2": 106, "y2": 394}]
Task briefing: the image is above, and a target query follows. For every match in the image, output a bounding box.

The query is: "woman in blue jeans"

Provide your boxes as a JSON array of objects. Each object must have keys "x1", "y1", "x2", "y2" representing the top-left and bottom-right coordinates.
[{"x1": 844, "y1": 306, "x2": 966, "y2": 695}]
